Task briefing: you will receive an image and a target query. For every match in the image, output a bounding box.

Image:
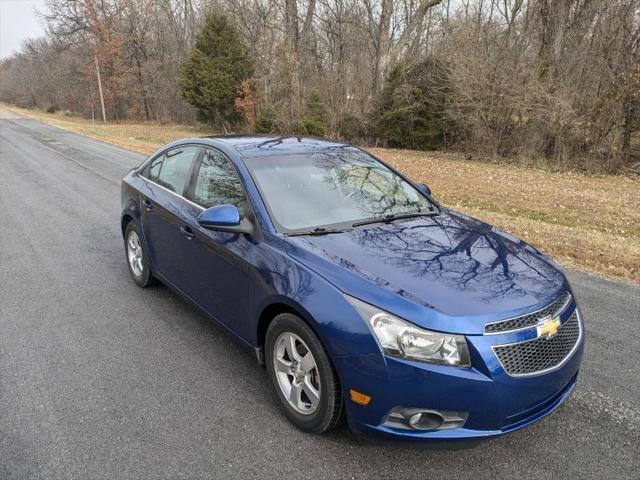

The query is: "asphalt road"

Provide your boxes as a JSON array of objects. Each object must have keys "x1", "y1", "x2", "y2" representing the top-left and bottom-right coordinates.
[{"x1": 1, "y1": 109, "x2": 638, "y2": 480}]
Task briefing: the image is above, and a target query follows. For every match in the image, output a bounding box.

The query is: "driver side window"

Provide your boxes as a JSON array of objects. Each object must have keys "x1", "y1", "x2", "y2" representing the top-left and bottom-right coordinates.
[{"x1": 189, "y1": 148, "x2": 247, "y2": 215}]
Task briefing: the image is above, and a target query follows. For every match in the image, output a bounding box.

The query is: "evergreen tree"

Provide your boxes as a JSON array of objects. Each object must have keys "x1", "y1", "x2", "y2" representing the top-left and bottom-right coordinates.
[
  {"x1": 179, "y1": 12, "x2": 253, "y2": 127},
  {"x1": 337, "y1": 113, "x2": 366, "y2": 143},
  {"x1": 297, "y1": 93, "x2": 328, "y2": 136},
  {"x1": 376, "y1": 57, "x2": 455, "y2": 150},
  {"x1": 254, "y1": 107, "x2": 278, "y2": 134}
]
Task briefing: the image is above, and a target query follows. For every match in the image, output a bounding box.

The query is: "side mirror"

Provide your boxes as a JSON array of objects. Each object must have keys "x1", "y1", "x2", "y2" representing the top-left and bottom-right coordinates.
[
  {"x1": 197, "y1": 204, "x2": 254, "y2": 235},
  {"x1": 416, "y1": 183, "x2": 432, "y2": 196}
]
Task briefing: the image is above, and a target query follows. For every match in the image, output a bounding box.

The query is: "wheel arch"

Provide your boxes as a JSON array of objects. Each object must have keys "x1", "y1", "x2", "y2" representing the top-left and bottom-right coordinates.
[
  {"x1": 255, "y1": 298, "x2": 327, "y2": 367},
  {"x1": 256, "y1": 298, "x2": 347, "y2": 416},
  {"x1": 121, "y1": 214, "x2": 134, "y2": 238}
]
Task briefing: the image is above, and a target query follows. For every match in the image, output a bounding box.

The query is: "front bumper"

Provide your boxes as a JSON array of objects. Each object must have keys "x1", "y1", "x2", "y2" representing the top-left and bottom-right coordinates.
[{"x1": 334, "y1": 307, "x2": 585, "y2": 441}]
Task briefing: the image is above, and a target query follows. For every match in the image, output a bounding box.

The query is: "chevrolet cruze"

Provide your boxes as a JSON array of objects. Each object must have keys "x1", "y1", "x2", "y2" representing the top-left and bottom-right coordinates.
[{"x1": 121, "y1": 136, "x2": 584, "y2": 441}]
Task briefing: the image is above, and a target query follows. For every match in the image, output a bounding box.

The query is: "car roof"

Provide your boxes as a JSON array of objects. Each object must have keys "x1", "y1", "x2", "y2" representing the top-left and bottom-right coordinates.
[{"x1": 201, "y1": 135, "x2": 357, "y2": 158}]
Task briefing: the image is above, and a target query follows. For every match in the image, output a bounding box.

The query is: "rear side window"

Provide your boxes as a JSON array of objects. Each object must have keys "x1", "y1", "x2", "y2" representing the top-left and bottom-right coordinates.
[
  {"x1": 189, "y1": 148, "x2": 247, "y2": 214},
  {"x1": 144, "y1": 146, "x2": 199, "y2": 195}
]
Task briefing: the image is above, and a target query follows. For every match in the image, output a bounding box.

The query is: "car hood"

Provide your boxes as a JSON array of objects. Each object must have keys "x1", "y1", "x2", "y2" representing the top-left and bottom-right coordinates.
[{"x1": 284, "y1": 210, "x2": 567, "y2": 334}]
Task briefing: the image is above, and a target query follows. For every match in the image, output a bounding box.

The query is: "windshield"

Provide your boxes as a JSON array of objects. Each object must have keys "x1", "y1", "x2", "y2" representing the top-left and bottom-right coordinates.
[{"x1": 243, "y1": 150, "x2": 436, "y2": 233}]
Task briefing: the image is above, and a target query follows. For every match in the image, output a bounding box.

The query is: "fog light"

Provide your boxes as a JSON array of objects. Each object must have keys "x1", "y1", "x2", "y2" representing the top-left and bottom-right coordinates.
[
  {"x1": 383, "y1": 407, "x2": 468, "y2": 431},
  {"x1": 408, "y1": 411, "x2": 444, "y2": 430}
]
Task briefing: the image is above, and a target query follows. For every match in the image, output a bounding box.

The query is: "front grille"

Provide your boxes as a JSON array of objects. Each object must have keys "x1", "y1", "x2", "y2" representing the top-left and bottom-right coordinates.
[
  {"x1": 493, "y1": 311, "x2": 581, "y2": 376},
  {"x1": 485, "y1": 292, "x2": 572, "y2": 334}
]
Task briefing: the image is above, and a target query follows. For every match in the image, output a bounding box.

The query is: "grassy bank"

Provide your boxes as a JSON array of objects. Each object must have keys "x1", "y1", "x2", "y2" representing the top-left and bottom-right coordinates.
[{"x1": 4, "y1": 105, "x2": 639, "y2": 285}]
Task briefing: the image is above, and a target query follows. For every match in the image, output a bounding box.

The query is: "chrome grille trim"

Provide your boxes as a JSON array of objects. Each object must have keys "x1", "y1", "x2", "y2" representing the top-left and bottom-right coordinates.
[
  {"x1": 492, "y1": 309, "x2": 582, "y2": 378},
  {"x1": 484, "y1": 292, "x2": 572, "y2": 335}
]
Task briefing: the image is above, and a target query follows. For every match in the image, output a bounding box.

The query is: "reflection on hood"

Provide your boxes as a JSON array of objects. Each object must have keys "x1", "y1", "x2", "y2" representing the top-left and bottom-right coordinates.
[{"x1": 286, "y1": 210, "x2": 565, "y2": 317}]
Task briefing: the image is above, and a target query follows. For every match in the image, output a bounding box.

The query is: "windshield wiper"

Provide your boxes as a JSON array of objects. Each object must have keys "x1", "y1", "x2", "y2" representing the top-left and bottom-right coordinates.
[
  {"x1": 287, "y1": 227, "x2": 351, "y2": 237},
  {"x1": 352, "y1": 210, "x2": 438, "y2": 228}
]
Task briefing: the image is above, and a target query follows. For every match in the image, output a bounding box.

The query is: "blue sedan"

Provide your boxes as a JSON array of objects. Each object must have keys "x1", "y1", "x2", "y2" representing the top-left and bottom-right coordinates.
[{"x1": 120, "y1": 136, "x2": 584, "y2": 441}]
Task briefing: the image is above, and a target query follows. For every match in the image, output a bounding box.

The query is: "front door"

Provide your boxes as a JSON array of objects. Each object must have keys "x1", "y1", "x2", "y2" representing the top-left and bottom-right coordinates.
[{"x1": 179, "y1": 147, "x2": 253, "y2": 339}]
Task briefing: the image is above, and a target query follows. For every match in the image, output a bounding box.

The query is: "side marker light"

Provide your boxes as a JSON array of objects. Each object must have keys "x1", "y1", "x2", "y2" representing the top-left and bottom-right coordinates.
[{"x1": 349, "y1": 389, "x2": 371, "y2": 406}]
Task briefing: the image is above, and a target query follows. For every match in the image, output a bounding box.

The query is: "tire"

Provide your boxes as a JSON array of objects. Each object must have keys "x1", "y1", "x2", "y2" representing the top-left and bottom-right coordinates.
[
  {"x1": 124, "y1": 221, "x2": 154, "y2": 288},
  {"x1": 265, "y1": 313, "x2": 344, "y2": 433}
]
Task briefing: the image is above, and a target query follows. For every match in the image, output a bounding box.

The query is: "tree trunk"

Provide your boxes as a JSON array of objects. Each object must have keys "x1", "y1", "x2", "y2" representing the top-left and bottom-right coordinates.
[
  {"x1": 378, "y1": 0, "x2": 443, "y2": 88},
  {"x1": 135, "y1": 56, "x2": 151, "y2": 121},
  {"x1": 621, "y1": 93, "x2": 633, "y2": 166},
  {"x1": 284, "y1": 0, "x2": 316, "y2": 127},
  {"x1": 285, "y1": 0, "x2": 302, "y2": 125},
  {"x1": 372, "y1": 0, "x2": 393, "y2": 98}
]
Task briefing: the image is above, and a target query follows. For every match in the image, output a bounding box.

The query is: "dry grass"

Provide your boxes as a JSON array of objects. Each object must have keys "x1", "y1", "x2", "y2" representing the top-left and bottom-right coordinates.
[
  {"x1": 374, "y1": 148, "x2": 640, "y2": 285},
  {"x1": 6, "y1": 105, "x2": 639, "y2": 285}
]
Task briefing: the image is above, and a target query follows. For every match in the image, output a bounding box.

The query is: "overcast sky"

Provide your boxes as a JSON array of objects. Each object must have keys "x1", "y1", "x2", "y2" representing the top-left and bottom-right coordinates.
[{"x1": 0, "y1": 0, "x2": 47, "y2": 59}]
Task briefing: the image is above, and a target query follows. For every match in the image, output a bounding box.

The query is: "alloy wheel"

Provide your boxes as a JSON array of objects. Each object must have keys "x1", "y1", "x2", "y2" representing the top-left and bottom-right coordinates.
[
  {"x1": 127, "y1": 230, "x2": 144, "y2": 277},
  {"x1": 273, "y1": 332, "x2": 321, "y2": 415}
]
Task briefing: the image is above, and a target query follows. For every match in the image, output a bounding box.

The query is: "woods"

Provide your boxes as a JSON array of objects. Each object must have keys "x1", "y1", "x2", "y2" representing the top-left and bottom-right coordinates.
[{"x1": 0, "y1": 0, "x2": 639, "y2": 172}]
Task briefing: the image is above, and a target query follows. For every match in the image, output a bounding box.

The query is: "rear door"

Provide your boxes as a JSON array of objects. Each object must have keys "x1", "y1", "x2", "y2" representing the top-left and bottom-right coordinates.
[{"x1": 139, "y1": 145, "x2": 201, "y2": 289}]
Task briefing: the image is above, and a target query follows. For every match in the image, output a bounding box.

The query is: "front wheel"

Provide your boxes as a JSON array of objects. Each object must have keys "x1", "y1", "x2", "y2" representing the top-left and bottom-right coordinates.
[
  {"x1": 124, "y1": 222, "x2": 154, "y2": 288},
  {"x1": 265, "y1": 313, "x2": 344, "y2": 433}
]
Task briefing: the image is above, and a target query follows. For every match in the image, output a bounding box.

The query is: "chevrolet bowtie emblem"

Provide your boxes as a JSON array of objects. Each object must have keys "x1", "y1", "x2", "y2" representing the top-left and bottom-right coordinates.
[{"x1": 537, "y1": 317, "x2": 561, "y2": 339}]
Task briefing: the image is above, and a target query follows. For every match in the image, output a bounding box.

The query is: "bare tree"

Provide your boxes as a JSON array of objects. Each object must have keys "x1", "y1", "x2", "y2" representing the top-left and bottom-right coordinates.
[{"x1": 1, "y1": 0, "x2": 638, "y2": 171}]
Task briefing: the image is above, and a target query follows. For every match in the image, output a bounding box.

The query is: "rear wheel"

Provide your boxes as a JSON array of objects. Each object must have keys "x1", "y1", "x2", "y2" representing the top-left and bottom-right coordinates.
[
  {"x1": 124, "y1": 222, "x2": 154, "y2": 288},
  {"x1": 265, "y1": 313, "x2": 344, "y2": 433}
]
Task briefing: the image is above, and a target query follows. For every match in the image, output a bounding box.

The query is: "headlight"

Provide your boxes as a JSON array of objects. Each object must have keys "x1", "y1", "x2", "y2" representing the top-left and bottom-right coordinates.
[{"x1": 346, "y1": 295, "x2": 471, "y2": 367}]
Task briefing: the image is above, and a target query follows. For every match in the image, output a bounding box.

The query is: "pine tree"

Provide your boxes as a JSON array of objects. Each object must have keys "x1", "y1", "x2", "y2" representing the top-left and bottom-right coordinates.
[
  {"x1": 179, "y1": 12, "x2": 253, "y2": 128},
  {"x1": 297, "y1": 93, "x2": 328, "y2": 137},
  {"x1": 376, "y1": 58, "x2": 455, "y2": 150},
  {"x1": 255, "y1": 107, "x2": 278, "y2": 133}
]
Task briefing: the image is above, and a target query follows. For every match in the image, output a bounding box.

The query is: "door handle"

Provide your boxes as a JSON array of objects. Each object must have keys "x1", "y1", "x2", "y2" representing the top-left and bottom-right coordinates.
[
  {"x1": 180, "y1": 225, "x2": 195, "y2": 240},
  {"x1": 143, "y1": 199, "x2": 153, "y2": 211}
]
